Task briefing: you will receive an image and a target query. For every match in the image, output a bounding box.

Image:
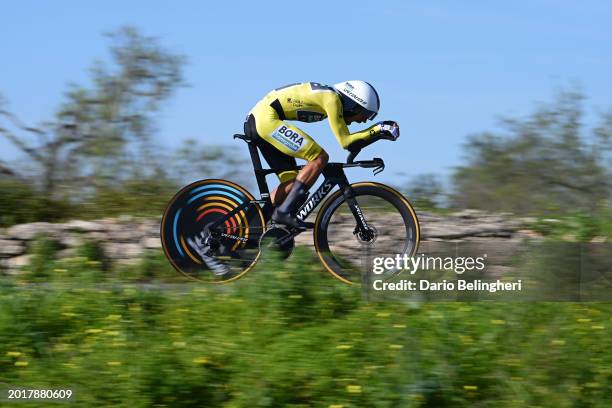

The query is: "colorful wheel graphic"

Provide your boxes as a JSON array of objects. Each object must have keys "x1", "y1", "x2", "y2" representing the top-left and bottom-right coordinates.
[{"x1": 161, "y1": 179, "x2": 265, "y2": 283}]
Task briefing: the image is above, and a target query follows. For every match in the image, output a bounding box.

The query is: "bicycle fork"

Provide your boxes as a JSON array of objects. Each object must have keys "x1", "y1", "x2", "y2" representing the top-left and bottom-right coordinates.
[{"x1": 341, "y1": 186, "x2": 375, "y2": 242}]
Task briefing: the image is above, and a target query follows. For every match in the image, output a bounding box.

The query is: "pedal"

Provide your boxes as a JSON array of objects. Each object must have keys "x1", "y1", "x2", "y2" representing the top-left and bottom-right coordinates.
[{"x1": 259, "y1": 226, "x2": 295, "y2": 260}]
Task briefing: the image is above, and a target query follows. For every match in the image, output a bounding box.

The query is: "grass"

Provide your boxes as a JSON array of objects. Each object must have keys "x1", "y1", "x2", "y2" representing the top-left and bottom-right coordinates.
[{"x1": 0, "y1": 246, "x2": 610, "y2": 407}]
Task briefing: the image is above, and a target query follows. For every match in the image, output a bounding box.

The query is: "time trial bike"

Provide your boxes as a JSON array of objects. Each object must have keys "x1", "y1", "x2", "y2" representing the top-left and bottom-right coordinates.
[{"x1": 160, "y1": 132, "x2": 420, "y2": 284}]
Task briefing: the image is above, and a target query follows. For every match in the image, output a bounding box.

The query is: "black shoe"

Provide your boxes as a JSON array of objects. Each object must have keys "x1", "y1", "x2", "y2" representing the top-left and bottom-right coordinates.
[
  {"x1": 271, "y1": 209, "x2": 314, "y2": 230},
  {"x1": 187, "y1": 237, "x2": 230, "y2": 276}
]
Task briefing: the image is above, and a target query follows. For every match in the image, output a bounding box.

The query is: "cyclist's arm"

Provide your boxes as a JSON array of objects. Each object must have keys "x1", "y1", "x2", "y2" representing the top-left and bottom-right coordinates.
[{"x1": 323, "y1": 95, "x2": 381, "y2": 149}]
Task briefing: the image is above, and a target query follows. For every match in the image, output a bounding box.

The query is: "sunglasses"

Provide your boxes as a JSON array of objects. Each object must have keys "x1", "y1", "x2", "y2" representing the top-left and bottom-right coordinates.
[{"x1": 345, "y1": 103, "x2": 377, "y2": 121}]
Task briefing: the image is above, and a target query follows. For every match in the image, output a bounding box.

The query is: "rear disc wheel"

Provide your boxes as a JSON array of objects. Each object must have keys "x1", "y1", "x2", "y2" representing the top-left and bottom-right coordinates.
[{"x1": 160, "y1": 179, "x2": 265, "y2": 283}]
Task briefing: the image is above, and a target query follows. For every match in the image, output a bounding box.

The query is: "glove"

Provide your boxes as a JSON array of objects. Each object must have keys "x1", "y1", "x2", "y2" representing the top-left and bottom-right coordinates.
[{"x1": 376, "y1": 121, "x2": 400, "y2": 141}]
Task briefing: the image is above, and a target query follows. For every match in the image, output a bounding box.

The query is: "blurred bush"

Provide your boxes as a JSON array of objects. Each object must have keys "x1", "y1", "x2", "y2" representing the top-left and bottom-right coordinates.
[
  {"x1": 1, "y1": 248, "x2": 610, "y2": 407},
  {"x1": 531, "y1": 207, "x2": 612, "y2": 241},
  {"x1": 25, "y1": 234, "x2": 62, "y2": 281},
  {"x1": 0, "y1": 179, "x2": 73, "y2": 227},
  {"x1": 78, "y1": 176, "x2": 179, "y2": 219},
  {"x1": 452, "y1": 90, "x2": 611, "y2": 215},
  {"x1": 0, "y1": 27, "x2": 249, "y2": 228},
  {"x1": 76, "y1": 239, "x2": 110, "y2": 272}
]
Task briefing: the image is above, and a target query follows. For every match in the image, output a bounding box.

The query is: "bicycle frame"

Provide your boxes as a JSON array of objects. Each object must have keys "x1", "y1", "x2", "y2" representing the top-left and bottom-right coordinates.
[{"x1": 207, "y1": 134, "x2": 385, "y2": 243}]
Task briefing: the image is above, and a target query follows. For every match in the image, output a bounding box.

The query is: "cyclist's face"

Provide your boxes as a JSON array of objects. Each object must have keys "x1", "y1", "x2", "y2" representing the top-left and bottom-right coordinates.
[{"x1": 344, "y1": 112, "x2": 369, "y2": 125}]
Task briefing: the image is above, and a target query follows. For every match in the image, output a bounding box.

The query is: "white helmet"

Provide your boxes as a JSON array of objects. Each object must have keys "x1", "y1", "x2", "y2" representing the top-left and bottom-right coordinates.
[{"x1": 333, "y1": 80, "x2": 380, "y2": 120}]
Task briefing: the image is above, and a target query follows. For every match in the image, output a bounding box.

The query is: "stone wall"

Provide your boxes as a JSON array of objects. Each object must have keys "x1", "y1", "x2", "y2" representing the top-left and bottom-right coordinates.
[
  {"x1": 0, "y1": 217, "x2": 160, "y2": 273},
  {"x1": 0, "y1": 211, "x2": 541, "y2": 274}
]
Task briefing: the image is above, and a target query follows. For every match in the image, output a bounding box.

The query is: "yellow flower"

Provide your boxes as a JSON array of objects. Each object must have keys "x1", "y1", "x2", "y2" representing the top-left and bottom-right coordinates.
[
  {"x1": 463, "y1": 385, "x2": 478, "y2": 391},
  {"x1": 107, "y1": 361, "x2": 122, "y2": 366},
  {"x1": 6, "y1": 351, "x2": 22, "y2": 357},
  {"x1": 346, "y1": 385, "x2": 362, "y2": 393},
  {"x1": 336, "y1": 345, "x2": 353, "y2": 350},
  {"x1": 15, "y1": 361, "x2": 29, "y2": 367},
  {"x1": 85, "y1": 329, "x2": 103, "y2": 334},
  {"x1": 459, "y1": 335, "x2": 474, "y2": 344},
  {"x1": 193, "y1": 357, "x2": 209, "y2": 365}
]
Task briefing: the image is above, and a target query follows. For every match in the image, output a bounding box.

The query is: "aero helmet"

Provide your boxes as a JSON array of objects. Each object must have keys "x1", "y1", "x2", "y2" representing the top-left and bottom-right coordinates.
[{"x1": 333, "y1": 80, "x2": 380, "y2": 120}]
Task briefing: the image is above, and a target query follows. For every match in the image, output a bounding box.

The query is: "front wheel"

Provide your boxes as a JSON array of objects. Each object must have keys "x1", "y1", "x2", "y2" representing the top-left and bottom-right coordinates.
[{"x1": 313, "y1": 182, "x2": 420, "y2": 284}]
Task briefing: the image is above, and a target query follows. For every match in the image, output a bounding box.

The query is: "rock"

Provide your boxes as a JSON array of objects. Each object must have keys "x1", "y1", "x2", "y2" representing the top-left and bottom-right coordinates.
[
  {"x1": 6, "y1": 254, "x2": 31, "y2": 269},
  {"x1": 0, "y1": 211, "x2": 548, "y2": 278},
  {"x1": 85, "y1": 232, "x2": 108, "y2": 241},
  {"x1": 515, "y1": 229, "x2": 544, "y2": 240},
  {"x1": 141, "y1": 237, "x2": 162, "y2": 249},
  {"x1": 104, "y1": 243, "x2": 144, "y2": 259},
  {"x1": 63, "y1": 220, "x2": 105, "y2": 232},
  {"x1": 138, "y1": 219, "x2": 160, "y2": 233},
  {"x1": 59, "y1": 234, "x2": 85, "y2": 248},
  {"x1": 452, "y1": 209, "x2": 487, "y2": 219},
  {"x1": 6, "y1": 222, "x2": 57, "y2": 240},
  {"x1": 0, "y1": 239, "x2": 25, "y2": 257},
  {"x1": 485, "y1": 265, "x2": 515, "y2": 277},
  {"x1": 107, "y1": 225, "x2": 143, "y2": 242},
  {"x1": 294, "y1": 234, "x2": 312, "y2": 247},
  {"x1": 421, "y1": 222, "x2": 516, "y2": 240}
]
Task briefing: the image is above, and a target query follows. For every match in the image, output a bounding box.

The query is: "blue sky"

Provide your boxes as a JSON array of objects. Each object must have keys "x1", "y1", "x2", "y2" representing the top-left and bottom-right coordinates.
[{"x1": 1, "y1": 0, "x2": 611, "y2": 186}]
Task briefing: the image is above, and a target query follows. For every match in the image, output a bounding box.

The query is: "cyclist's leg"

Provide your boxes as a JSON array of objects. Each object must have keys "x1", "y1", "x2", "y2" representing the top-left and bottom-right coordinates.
[
  {"x1": 267, "y1": 149, "x2": 329, "y2": 205},
  {"x1": 272, "y1": 180, "x2": 295, "y2": 207},
  {"x1": 271, "y1": 150, "x2": 328, "y2": 228},
  {"x1": 248, "y1": 110, "x2": 327, "y2": 227}
]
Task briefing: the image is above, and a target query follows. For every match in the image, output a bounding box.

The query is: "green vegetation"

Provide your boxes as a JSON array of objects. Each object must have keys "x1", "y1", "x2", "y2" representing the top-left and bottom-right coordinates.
[
  {"x1": 0, "y1": 180, "x2": 72, "y2": 226},
  {"x1": 401, "y1": 174, "x2": 446, "y2": 211},
  {"x1": 452, "y1": 90, "x2": 611, "y2": 215},
  {"x1": 531, "y1": 208, "x2": 612, "y2": 241},
  {"x1": 0, "y1": 27, "x2": 248, "y2": 228},
  {"x1": 0, "y1": 25, "x2": 610, "y2": 408},
  {"x1": 1, "y1": 248, "x2": 610, "y2": 407}
]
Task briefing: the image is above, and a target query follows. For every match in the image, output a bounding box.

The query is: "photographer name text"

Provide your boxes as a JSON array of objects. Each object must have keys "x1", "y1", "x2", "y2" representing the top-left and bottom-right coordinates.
[{"x1": 372, "y1": 279, "x2": 522, "y2": 293}]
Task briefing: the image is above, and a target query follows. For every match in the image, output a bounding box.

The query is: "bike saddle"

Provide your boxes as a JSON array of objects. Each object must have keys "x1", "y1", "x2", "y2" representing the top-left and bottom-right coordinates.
[{"x1": 233, "y1": 133, "x2": 253, "y2": 143}]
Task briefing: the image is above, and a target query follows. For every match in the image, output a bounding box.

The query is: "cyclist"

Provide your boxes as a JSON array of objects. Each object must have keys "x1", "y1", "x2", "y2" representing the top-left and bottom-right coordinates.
[
  {"x1": 243, "y1": 80, "x2": 400, "y2": 229},
  {"x1": 188, "y1": 80, "x2": 400, "y2": 275}
]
